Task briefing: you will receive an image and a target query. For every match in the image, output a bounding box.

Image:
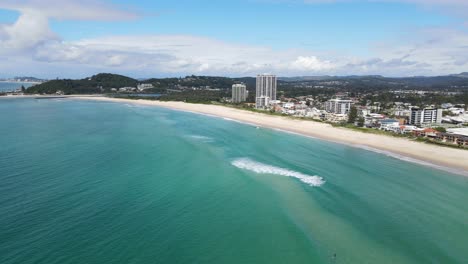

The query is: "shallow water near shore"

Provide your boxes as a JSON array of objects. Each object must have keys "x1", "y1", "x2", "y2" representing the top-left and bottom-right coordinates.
[{"x1": 1, "y1": 98, "x2": 467, "y2": 264}]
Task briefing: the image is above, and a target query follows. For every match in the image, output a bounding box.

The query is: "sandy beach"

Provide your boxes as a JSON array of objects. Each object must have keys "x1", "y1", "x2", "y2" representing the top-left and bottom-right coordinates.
[{"x1": 72, "y1": 96, "x2": 468, "y2": 174}]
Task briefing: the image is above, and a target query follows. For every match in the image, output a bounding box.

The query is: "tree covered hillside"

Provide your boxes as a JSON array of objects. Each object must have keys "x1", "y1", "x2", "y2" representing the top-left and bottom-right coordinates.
[{"x1": 26, "y1": 73, "x2": 138, "y2": 94}]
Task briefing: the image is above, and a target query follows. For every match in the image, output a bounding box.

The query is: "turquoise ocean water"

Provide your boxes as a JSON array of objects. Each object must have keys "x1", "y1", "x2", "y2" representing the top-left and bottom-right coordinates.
[{"x1": 1, "y1": 98, "x2": 467, "y2": 264}]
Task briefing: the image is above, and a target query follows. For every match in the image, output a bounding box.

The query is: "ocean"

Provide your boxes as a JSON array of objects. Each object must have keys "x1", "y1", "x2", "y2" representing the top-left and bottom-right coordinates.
[
  {"x1": 0, "y1": 82, "x2": 36, "y2": 92},
  {"x1": 1, "y1": 98, "x2": 467, "y2": 264}
]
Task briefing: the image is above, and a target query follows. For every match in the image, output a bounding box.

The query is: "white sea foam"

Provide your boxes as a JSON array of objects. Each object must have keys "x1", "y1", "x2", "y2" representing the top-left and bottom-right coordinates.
[
  {"x1": 231, "y1": 158, "x2": 325, "y2": 187},
  {"x1": 188, "y1": 135, "x2": 214, "y2": 142}
]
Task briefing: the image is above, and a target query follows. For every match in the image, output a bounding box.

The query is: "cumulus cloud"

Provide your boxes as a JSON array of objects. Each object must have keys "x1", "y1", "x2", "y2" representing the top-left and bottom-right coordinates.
[
  {"x1": 24, "y1": 28, "x2": 466, "y2": 77},
  {"x1": 291, "y1": 56, "x2": 335, "y2": 71},
  {"x1": 30, "y1": 35, "x2": 337, "y2": 75},
  {"x1": 0, "y1": 0, "x2": 138, "y2": 54},
  {"x1": 0, "y1": 0, "x2": 467, "y2": 77},
  {"x1": 0, "y1": 10, "x2": 56, "y2": 53}
]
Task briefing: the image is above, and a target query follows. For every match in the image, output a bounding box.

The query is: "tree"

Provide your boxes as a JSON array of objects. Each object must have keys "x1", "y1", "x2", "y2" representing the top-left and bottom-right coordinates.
[
  {"x1": 357, "y1": 117, "x2": 365, "y2": 127},
  {"x1": 434, "y1": 127, "x2": 447, "y2": 133},
  {"x1": 21, "y1": 85, "x2": 25, "y2": 92},
  {"x1": 348, "y1": 106, "x2": 358, "y2": 124}
]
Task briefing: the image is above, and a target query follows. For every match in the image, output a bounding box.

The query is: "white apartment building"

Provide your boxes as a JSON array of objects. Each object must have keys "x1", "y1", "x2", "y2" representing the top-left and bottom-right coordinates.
[
  {"x1": 325, "y1": 99, "x2": 352, "y2": 114},
  {"x1": 137, "y1": 83, "x2": 154, "y2": 91},
  {"x1": 256, "y1": 74, "x2": 277, "y2": 108},
  {"x1": 231, "y1": 84, "x2": 248, "y2": 103},
  {"x1": 256, "y1": 96, "x2": 270, "y2": 108},
  {"x1": 409, "y1": 108, "x2": 443, "y2": 126}
]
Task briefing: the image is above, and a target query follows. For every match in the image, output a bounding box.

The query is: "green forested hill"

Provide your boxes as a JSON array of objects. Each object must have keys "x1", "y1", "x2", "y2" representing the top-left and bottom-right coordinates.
[
  {"x1": 26, "y1": 72, "x2": 468, "y2": 96},
  {"x1": 26, "y1": 73, "x2": 138, "y2": 94}
]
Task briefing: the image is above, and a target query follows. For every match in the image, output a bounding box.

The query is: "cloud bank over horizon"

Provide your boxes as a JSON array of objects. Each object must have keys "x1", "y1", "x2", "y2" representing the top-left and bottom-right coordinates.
[{"x1": 0, "y1": 0, "x2": 467, "y2": 78}]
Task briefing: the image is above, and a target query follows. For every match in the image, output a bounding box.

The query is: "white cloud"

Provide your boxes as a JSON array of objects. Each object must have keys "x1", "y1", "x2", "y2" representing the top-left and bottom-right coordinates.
[
  {"x1": 30, "y1": 35, "x2": 337, "y2": 75},
  {"x1": 0, "y1": 0, "x2": 138, "y2": 54},
  {"x1": 30, "y1": 30, "x2": 465, "y2": 77},
  {"x1": 0, "y1": 10, "x2": 56, "y2": 53},
  {"x1": 0, "y1": 0, "x2": 467, "y2": 77},
  {"x1": 291, "y1": 56, "x2": 335, "y2": 71}
]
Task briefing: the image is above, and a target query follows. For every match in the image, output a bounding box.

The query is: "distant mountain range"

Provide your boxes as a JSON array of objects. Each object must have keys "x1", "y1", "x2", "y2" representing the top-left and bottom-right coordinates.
[
  {"x1": 279, "y1": 72, "x2": 468, "y2": 81},
  {"x1": 278, "y1": 73, "x2": 468, "y2": 89}
]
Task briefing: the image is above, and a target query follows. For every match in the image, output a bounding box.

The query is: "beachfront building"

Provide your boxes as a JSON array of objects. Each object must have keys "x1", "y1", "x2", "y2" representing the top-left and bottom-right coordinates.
[
  {"x1": 256, "y1": 74, "x2": 277, "y2": 108},
  {"x1": 232, "y1": 84, "x2": 248, "y2": 103},
  {"x1": 256, "y1": 96, "x2": 270, "y2": 108},
  {"x1": 326, "y1": 113, "x2": 348, "y2": 123},
  {"x1": 409, "y1": 108, "x2": 443, "y2": 126},
  {"x1": 137, "y1": 83, "x2": 154, "y2": 91},
  {"x1": 380, "y1": 119, "x2": 400, "y2": 131},
  {"x1": 437, "y1": 133, "x2": 468, "y2": 147},
  {"x1": 325, "y1": 98, "x2": 352, "y2": 114}
]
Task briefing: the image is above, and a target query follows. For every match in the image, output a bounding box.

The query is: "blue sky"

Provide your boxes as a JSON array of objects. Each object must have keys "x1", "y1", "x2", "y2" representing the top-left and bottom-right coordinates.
[{"x1": 0, "y1": 0, "x2": 467, "y2": 78}]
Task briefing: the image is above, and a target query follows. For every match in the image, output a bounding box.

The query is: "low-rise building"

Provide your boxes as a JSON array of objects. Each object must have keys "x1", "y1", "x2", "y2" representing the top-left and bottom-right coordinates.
[
  {"x1": 413, "y1": 128, "x2": 440, "y2": 138},
  {"x1": 436, "y1": 133, "x2": 468, "y2": 147},
  {"x1": 326, "y1": 113, "x2": 348, "y2": 123},
  {"x1": 357, "y1": 106, "x2": 371, "y2": 117},
  {"x1": 380, "y1": 119, "x2": 400, "y2": 130},
  {"x1": 137, "y1": 83, "x2": 154, "y2": 91},
  {"x1": 399, "y1": 125, "x2": 419, "y2": 134},
  {"x1": 119, "y1": 87, "x2": 136, "y2": 92}
]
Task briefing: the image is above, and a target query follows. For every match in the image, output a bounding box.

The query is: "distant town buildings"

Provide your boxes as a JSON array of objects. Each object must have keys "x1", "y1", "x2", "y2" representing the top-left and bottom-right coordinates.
[
  {"x1": 137, "y1": 83, "x2": 154, "y2": 91},
  {"x1": 409, "y1": 108, "x2": 443, "y2": 126},
  {"x1": 118, "y1": 87, "x2": 136, "y2": 92},
  {"x1": 325, "y1": 98, "x2": 352, "y2": 114},
  {"x1": 256, "y1": 74, "x2": 277, "y2": 108},
  {"x1": 232, "y1": 84, "x2": 248, "y2": 103}
]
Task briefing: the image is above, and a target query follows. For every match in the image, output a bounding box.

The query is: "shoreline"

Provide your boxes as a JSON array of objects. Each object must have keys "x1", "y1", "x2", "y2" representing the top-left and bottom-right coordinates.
[
  {"x1": 58, "y1": 96, "x2": 468, "y2": 176},
  {"x1": 75, "y1": 96, "x2": 468, "y2": 176}
]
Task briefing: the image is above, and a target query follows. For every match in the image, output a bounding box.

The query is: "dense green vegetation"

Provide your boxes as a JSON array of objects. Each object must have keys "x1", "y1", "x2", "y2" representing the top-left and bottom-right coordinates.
[
  {"x1": 26, "y1": 74, "x2": 251, "y2": 95},
  {"x1": 146, "y1": 75, "x2": 235, "y2": 89},
  {"x1": 159, "y1": 90, "x2": 230, "y2": 104},
  {"x1": 361, "y1": 91, "x2": 468, "y2": 107},
  {"x1": 347, "y1": 106, "x2": 358, "y2": 123},
  {"x1": 26, "y1": 73, "x2": 138, "y2": 94}
]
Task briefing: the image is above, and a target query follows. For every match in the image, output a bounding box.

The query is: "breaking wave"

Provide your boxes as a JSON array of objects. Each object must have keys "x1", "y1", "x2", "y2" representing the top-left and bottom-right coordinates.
[{"x1": 231, "y1": 158, "x2": 325, "y2": 187}]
